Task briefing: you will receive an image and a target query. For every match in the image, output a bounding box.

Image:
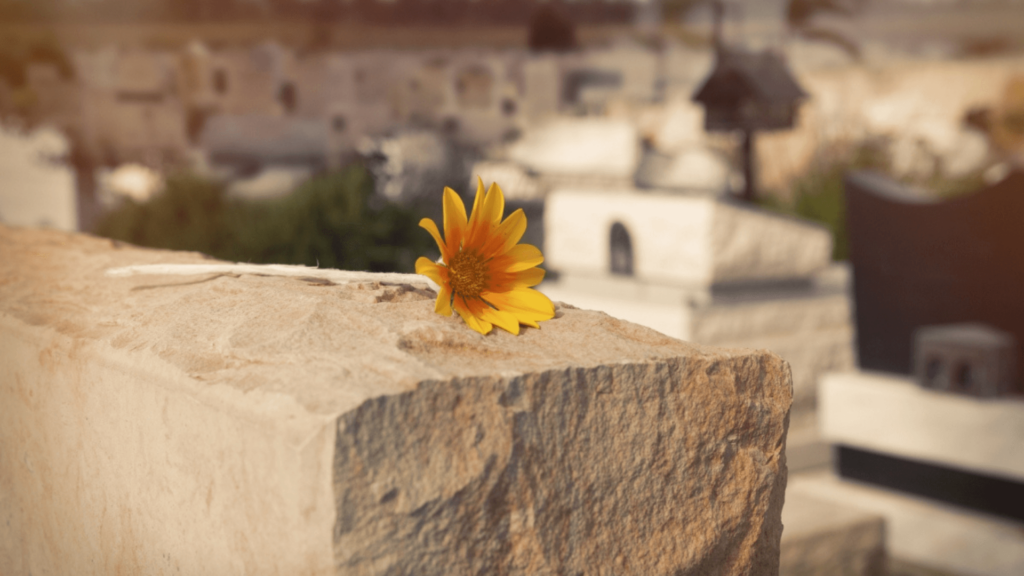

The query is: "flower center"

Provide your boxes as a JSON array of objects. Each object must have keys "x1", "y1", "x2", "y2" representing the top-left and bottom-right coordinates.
[{"x1": 448, "y1": 249, "x2": 488, "y2": 297}]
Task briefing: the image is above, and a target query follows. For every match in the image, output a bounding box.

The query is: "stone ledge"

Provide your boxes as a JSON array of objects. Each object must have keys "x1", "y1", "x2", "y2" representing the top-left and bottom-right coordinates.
[
  {"x1": 780, "y1": 492, "x2": 886, "y2": 576},
  {"x1": 789, "y1": 472, "x2": 1024, "y2": 576},
  {"x1": 0, "y1": 226, "x2": 793, "y2": 575},
  {"x1": 820, "y1": 370, "x2": 1024, "y2": 482}
]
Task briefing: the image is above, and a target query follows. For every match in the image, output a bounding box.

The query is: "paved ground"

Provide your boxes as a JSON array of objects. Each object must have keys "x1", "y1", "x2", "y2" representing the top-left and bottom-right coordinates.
[{"x1": 890, "y1": 559, "x2": 963, "y2": 576}]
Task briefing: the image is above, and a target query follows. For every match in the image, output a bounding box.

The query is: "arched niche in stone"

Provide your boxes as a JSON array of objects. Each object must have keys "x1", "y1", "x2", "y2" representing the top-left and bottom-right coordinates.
[{"x1": 609, "y1": 221, "x2": 634, "y2": 276}]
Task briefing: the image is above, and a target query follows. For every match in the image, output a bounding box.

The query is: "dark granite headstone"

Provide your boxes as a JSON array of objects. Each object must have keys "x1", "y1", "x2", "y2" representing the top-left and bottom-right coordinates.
[{"x1": 845, "y1": 170, "x2": 1024, "y2": 394}]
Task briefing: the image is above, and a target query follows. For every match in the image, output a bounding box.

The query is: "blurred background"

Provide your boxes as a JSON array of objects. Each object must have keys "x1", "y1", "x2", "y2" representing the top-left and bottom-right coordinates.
[{"x1": 3, "y1": 0, "x2": 1024, "y2": 574}]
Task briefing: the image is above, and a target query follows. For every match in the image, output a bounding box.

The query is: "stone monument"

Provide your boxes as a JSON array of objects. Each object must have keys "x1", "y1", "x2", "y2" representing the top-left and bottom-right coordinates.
[
  {"x1": 541, "y1": 188, "x2": 854, "y2": 429},
  {"x1": 813, "y1": 170, "x2": 1024, "y2": 530},
  {"x1": 845, "y1": 169, "x2": 1024, "y2": 395}
]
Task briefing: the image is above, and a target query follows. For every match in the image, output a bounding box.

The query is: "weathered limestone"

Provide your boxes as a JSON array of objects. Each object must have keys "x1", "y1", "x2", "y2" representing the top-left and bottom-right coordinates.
[{"x1": 0, "y1": 226, "x2": 792, "y2": 576}]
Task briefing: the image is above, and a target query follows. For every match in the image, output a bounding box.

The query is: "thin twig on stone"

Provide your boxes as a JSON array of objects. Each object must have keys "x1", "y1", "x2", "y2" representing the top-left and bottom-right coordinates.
[{"x1": 105, "y1": 263, "x2": 438, "y2": 290}]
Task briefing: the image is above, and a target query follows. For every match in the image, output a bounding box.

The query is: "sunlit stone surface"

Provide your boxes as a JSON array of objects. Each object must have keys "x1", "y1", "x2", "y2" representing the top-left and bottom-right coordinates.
[{"x1": 0, "y1": 225, "x2": 792, "y2": 576}]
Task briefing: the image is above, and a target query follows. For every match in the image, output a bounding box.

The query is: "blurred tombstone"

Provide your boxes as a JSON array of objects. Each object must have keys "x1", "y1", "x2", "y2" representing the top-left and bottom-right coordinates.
[
  {"x1": 115, "y1": 50, "x2": 171, "y2": 99},
  {"x1": 210, "y1": 44, "x2": 292, "y2": 116},
  {"x1": 354, "y1": 59, "x2": 392, "y2": 106},
  {"x1": 914, "y1": 323, "x2": 1016, "y2": 398},
  {"x1": 634, "y1": 146, "x2": 734, "y2": 194},
  {"x1": 507, "y1": 118, "x2": 640, "y2": 188},
  {"x1": 468, "y1": 161, "x2": 542, "y2": 201},
  {"x1": 91, "y1": 50, "x2": 191, "y2": 166},
  {"x1": 179, "y1": 41, "x2": 214, "y2": 108},
  {"x1": 541, "y1": 188, "x2": 853, "y2": 422},
  {"x1": 583, "y1": 41, "x2": 660, "y2": 103},
  {"x1": 845, "y1": 170, "x2": 1024, "y2": 395},
  {"x1": 199, "y1": 114, "x2": 329, "y2": 174},
  {"x1": 0, "y1": 125, "x2": 77, "y2": 231},
  {"x1": 455, "y1": 65, "x2": 494, "y2": 110},
  {"x1": 359, "y1": 130, "x2": 452, "y2": 204},
  {"x1": 26, "y1": 63, "x2": 78, "y2": 127},
  {"x1": 407, "y1": 59, "x2": 448, "y2": 122},
  {"x1": 562, "y1": 69, "x2": 622, "y2": 113},
  {"x1": 522, "y1": 57, "x2": 561, "y2": 123}
]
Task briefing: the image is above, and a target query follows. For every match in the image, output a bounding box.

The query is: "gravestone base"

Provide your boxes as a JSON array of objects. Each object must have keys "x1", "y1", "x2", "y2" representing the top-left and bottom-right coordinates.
[{"x1": 541, "y1": 263, "x2": 855, "y2": 426}]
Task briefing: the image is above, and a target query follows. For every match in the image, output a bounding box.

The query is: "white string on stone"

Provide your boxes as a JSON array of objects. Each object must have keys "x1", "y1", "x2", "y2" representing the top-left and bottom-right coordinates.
[{"x1": 105, "y1": 263, "x2": 440, "y2": 291}]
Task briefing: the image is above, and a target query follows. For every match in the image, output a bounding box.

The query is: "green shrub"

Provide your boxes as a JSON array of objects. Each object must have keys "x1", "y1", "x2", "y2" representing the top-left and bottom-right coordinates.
[
  {"x1": 95, "y1": 164, "x2": 434, "y2": 273},
  {"x1": 790, "y1": 162, "x2": 849, "y2": 261},
  {"x1": 759, "y1": 141, "x2": 889, "y2": 261}
]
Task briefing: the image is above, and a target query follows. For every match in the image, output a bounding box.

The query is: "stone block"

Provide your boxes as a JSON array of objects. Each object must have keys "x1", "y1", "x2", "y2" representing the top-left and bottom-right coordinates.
[
  {"x1": 820, "y1": 370, "x2": 1024, "y2": 483},
  {"x1": 0, "y1": 226, "x2": 793, "y2": 575}
]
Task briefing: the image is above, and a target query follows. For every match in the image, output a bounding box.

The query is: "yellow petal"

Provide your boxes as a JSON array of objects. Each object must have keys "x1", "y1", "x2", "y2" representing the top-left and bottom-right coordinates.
[
  {"x1": 483, "y1": 287, "x2": 555, "y2": 324},
  {"x1": 480, "y1": 265, "x2": 545, "y2": 293},
  {"x1": 469, "y1": 176, "x2": 485, "y2": 223},
  {"x1": 479, "y1": 208, "x2": 527, "y2": 258},
  {"x1": 434, "y1": 285, "x2": 453, "y2": 316},
  {"x1": 492, "y1": 244, "x2": 544, "y2": 273},
  {"x1": 415, "y1": 256, "x2": 443, "y2": 283},
  {"x1": 466, "y1": 177, "x2": 484, "y2": 235},
  {"x1": 466, "y1": 181, "x2": 506, "y2": 249},
  {"x1": 442, "y1": 187, "x2": 467, "y2": 251},
  {"x1": 477, "y1": 305, "x2": 520, "y2": 335},
  {"x1": 418, "y1": 218, "x2": 449, "y2": 262},
  {"x1": 416, "y1": 258, "x2": 453, "y2": 315},
  {"x1": 481, "y1": 182, "x2": 505, "y2": 225},
  {"x1": 454, "y1": 294, "x2": 492, "y2": 335},
  {"x1": 514, "y1": 267, "x2": 545, "y2": 287}
]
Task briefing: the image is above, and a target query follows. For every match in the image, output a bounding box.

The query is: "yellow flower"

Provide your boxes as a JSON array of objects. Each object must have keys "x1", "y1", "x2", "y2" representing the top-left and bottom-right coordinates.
[{"x1": 415, "y1": 179, "x2": 555, "y2": 335}]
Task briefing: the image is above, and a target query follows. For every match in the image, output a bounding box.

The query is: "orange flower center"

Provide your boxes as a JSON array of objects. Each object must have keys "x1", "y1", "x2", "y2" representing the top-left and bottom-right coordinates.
[{"x1": 447, "y1": 249, "x2": 488, "y2": 297}]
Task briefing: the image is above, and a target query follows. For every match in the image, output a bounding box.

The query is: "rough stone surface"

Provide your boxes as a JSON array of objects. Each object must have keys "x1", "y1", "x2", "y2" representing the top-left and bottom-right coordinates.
[{"x1": 0, "y1": 226, "x2": 792, "y2": 576}]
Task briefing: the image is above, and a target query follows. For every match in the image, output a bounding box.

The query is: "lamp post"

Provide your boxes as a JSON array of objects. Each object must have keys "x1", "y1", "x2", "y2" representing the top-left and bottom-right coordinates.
[{"x1": 691, "y1": 7, "x2": 806, "y2": 203}]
